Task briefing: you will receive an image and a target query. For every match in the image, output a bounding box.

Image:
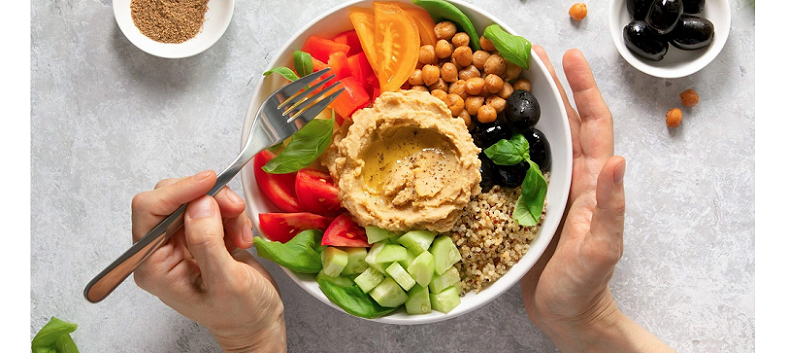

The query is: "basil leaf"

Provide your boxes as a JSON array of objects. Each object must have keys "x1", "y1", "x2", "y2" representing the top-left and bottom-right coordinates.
[
  {"x1": 513, "y1": 160, "x2": 547, "y2": 227},
  {"x1": 32, "y1": 317, "x2": 79, "y2": 353},
  {"x1": 254, "y1": 230, "x2": 323, "y2": 273},
  {"x1": 413, "y1": 0, "x2": 480, "y2": 50},
  {"x1": 483, "y1": 24, "x2": 531, "y2": 70},
  {"x1": 294, "y1": 50, "x2": 313, "y2": 78},
  {"x1": 263, "y1": 114, "x2": 334, "y2": 174},
  {"x1": 55, "y1": 335, "x2": 80, "y2": 353},
  {"x1": 318, "y1": 278, "x2": 398, "y2": 319},
  {"x1": 484, "y1": 134, "x2": 530, "y2": 166},
  {"x1": 263, "y1": 67, "x2": 299, "y2": 81}
]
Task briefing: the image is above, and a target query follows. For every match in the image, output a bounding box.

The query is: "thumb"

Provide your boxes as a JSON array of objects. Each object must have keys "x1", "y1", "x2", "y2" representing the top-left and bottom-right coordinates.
[
  {"x1": 588, "y1": 156, "x2": 627, "y2": 264},
  {"x1": 184, "y1": 195, "x2": 235, "y2": 288}
]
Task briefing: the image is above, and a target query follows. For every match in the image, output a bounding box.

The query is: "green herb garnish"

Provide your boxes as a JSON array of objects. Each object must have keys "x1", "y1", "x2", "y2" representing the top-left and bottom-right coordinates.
[
  {"x1": 294, "y1": 50, "x2": 314, "y2": 78},
  {"x1": 262, "y1": 111, "x2": 335, "y2": 174},
  {"x1": 32, "y1": 317, "x2": 80, "y2": 353},
  {"x1": 483, "y1": 133, "x2": 529, "y2": 166},
  {"x1": 254, "y1": 230, "x2": 324, "y2": 274},
  {"x1": 263, "y1": 67, "x2": 299, "y2": 81},
  {"x1": 317, "y1": 278, "x2": 398, "y2": 319},
  {"x1": 482, "y1": 24, "x2": 532, "y2": 69}
]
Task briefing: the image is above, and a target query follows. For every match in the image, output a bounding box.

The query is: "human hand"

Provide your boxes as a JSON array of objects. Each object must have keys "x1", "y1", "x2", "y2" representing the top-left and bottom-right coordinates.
[{"x1": 131, "y1": 170, "x2": 286, "y2": 353}]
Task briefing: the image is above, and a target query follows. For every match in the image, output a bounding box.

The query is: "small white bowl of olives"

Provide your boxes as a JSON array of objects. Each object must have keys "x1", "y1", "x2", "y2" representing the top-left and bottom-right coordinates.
[{"x1": 609, "y1": 0, "x2": 731, "y2": 78}]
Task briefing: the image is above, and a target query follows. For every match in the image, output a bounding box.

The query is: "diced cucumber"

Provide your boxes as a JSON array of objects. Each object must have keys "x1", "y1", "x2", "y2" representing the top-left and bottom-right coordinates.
[
  {"x1": 385, "y1": 262, "x2": 416, "y2": 291},
  {"x1": 398, "y1": 249, "x2": 417, "y2": 269},
  {"x1": 405, "y1": 285, "x2": 432, "y2": 315},
  {"x1": 365, "y1": 242, "x2": 389, "y2": 273},
  {"x1": 397, "y1": 230, "x2": 436, "y2": 254},
  {"x1": 430, "y1": 286, "x2": 461, "y2": 314},
  {"x1": 375, "y1": 245, "x2": 408, "y2": 263},
  {"x1": 341, "y1": 247, "x2": 369, "y2": 275},
  {"x1": 453, "y1": 281, "x2": 463, "y2": 294},
  {"x1": 316, "y1": 270, "x2": 354, "y2": 287},
  {"x1": 353, "y1": 267, "x2": 384, "y2": 293},
  {"x1": 407, "y1": 251, "x2": 435, "y2": 287},
  {"x1": 430, "y1": 235, "x2": 462, "y2": 275},
  {"x1": 370, "y1": 277, "x2": 408, "y2": 307},
  {"x1": 429, "y1": 266, "x2": 460, "y2": 293},
  {"x1": 365, "y1": 226, "x2": 394, "y2": 244},
  {"x1": 321, "y1": 247, "x2": 348, "y2": 278}
]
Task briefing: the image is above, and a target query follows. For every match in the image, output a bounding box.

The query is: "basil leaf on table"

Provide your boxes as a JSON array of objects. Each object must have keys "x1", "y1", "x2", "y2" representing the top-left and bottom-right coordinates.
[
  {"x1": 263, "y1": 67, "x2": 299, "y2": 81},
  {"x1": 54, "y1": 335, "x2": 80, "y2": 353},
  {"x1": 513, "y1": 160, "x2": 548, "y2": 227},
  {"x1": 254, "y1": 230, "x2": 323, "y2": 274},
  {"x1": 483, "y1": 24, "x2": 532, "y2": 70},
  {"x1": 412, "y1": 0, "x2": 480, "y2": 50},
  {"x1": 294, "y1": 50, "x2": 314, "y2": 78},
  {"x1": 262, "y1": 113, "x2": 335, "y2": 174},
  {"x1": 483, "y1": 134, "x2": 529, "y2": 166},
  {"x1": 32, "y1": 317, "x2": 80, "y2": 353},
  {"x1": 318, "y1": 278, "x2": 398, "y2": 319}
]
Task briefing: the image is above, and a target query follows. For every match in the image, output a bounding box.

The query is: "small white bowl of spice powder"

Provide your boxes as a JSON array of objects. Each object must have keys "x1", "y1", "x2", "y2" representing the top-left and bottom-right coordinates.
[{"x1": 114, "y1": 0, "x2": 234, "y2": 58}]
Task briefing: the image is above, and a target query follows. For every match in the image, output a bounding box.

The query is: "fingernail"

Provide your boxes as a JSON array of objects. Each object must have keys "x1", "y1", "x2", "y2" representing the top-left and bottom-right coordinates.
[
  {"x1": 227, "y1": 190, "x2": 244, "y2": 205},
  {"x1": 243, "y1": 226, "x2": 254, "y2": 244},
  {"x1": 188, "y1": 197, "x2": 215, "y2": 219},
  {"x1": 194, "y1": 170, "x2": 212, "y2": 181},
  {"x1": 614, "y1": 160, "x2": 626, "y2": 185}
]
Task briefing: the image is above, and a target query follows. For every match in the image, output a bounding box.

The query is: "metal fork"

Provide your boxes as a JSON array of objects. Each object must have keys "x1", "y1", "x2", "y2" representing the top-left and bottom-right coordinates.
[{"x1": 84, "y1": 68, "x2": 343, "y2": 303}]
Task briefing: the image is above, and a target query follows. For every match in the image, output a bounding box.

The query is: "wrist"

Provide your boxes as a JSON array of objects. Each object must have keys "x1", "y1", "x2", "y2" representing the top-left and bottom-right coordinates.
[
  {"x1": 213, "y1": 303, "x2": 287, "y2": 353},
  {"x1": 541, "y1": 290, "x2": 625, "y2": 353}
]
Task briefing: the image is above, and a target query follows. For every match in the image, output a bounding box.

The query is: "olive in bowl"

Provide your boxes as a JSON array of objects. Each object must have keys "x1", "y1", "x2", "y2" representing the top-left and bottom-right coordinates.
[
  {"x1": 627, "y1": 0, "x2": 652, "y2": 20},
  {"x1": 504, "y1": 90, "x2": 541, "y2": 133},
  {"x1": 669, "y1": 15, "x2": 714, "y2": 50},
  {"x1": 623, "y1": 20, "x2": 669, "y2": 61},
  {"x1": 644, "y1": 0, "x2": 684, "y2": 35}
]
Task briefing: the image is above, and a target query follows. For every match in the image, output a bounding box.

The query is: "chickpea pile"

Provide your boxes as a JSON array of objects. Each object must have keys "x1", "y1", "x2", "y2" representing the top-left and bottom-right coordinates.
[{"x1": 407, "y1": 21, "x2": 531, "y2": 128}]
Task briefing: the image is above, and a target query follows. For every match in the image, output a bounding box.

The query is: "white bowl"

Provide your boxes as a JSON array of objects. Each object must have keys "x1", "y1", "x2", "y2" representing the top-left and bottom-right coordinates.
[
  {"x1": 609, "y1": 0, "x2": 731, "y2": 78},
  {"x1": 240, "y1": 0, "x2": 572, "y2": 324},
  {"x1": 113, "y1": 0, "x2": 234, "y2": 59}
]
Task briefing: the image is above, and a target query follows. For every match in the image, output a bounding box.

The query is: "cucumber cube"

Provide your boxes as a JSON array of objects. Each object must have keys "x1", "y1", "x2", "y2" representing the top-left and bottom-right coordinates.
[
  {"x1": 365, "y1": 242, "x2": 389, "y2": 273},
  {"x1": 405, "y1": 285, "x2": 432, "y2": 315},
  {"x1": 375, "y1": 245, "x2": 408, "y2": 263},
  {"x1": 316, "y1": 270, "x2": 354, "y2": 287},
  {"x1": 370, "y1": 277, "x2": 408, "y2": 307},
  {"x1": 341, "y1": 247, "x2": 369, "y2": 275},
  {"x1": 429, "y1": 266, "x2": 460, "y2": 293},
  {"x1": 430, "y1": 235, "x2": 462, "y2": 275},
  {"x1": 407, "y1": 251, "x2": 435, "y2": 287},
  {"x1": 321, "y1": 247, "x2": 348, "y2": 278},
  {"x1": 365, "y1": 226, "x2": 395, "y2": 244},
  {"x1": 453, "y1": 281, "x2": 463, "y2": 294},
  {"x1": 385, "y1": 262, "x2": 416, "y2": 291},
  {"x1": 398, "y1": 249, "x2": 417, "y2": 269},
  {"x1": 353, "y1": 267, "x2": 384, "y2": 294},
  {"x1": 430, "y1": 286, "x2": 461, "y2": 314},
  {"x1": 397, "y1": 230, "x2": 436, "y2": 254}
]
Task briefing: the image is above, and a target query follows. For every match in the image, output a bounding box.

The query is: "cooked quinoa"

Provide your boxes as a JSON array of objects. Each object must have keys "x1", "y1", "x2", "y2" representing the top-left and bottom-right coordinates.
[{"x1": 446, "y1": 175, "x2": 548, "y2": 294}]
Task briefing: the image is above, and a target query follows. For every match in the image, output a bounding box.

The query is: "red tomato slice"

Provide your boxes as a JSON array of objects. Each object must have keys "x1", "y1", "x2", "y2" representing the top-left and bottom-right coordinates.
[
  {"x1": 332, "y1": 30, "x2": 363, "y2": 56},
  {"x1": 295, "y1": 169, "x2": 343, "y2": 217},
  {"x1": 322, "y1": 213, "x2": 370, "y2": 247},
  {"x1": 327, "y1": 52, "x2": 353, "y2": 86},
  {"x1": 259, "y1": 212, "x2": 333, "y2": 243},
  {"x1": 253, "y1": 151, "x2": 301, "y2": 213},
  {"x1": 347, "y1": 52, "x2": 377, "y2": 93},
  {"x1": 302, "y1": 35, "x2": 350, "y2": 63},
  {"x1": 330, "y1": 77, "x2": 370, "y2": 120}
]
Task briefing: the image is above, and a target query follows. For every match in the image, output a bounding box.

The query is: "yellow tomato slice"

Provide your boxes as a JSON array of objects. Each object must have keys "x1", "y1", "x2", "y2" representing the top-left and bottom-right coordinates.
[
  {"x1": 373, "y1": 3, "x2": 420, "y2": 92},
  {"x1": 349, "y1": 9, "x2": 378, "y2": 73}
]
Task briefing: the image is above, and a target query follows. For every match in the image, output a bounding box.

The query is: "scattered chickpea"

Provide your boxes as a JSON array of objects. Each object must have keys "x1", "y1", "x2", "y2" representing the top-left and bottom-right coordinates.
[
  {"x1": 465, "y1": 77, "x2": 485, "y2": 95},
  {"x1": 472, "y1": 50, "x2": 491, "y2": 70},
  {"x1": 421, "y1": 64, "x2": 440, "y2": 86},
  {"x1": 486, "y1": 95, "x2": 507, "y2": 113},
  {"x1": 453, "y1": 46, "x2": 474, "y2": 67},
  {"x1": 435, "y1": 40, "x2": 454, "y2": 59},
  {"x1": 484, "y1": 53, "x2": 507, "y2": 76},
  {"x1": 441, "y1": 62, "x2": 459, "y2": 82},
  {"x1": 513, "y1": 78, "x2": 531, "y2": 91},
  {"x1": 419, "y1": 45, "x2": 437, "y2": 64},
  {"x1": 458, "y1": 65, "x2": 481, "y2": 81},
  {"x1": 432, "y1": 89, "x2": 448, "y2": 102},
  {"x1": 451, "y1": 32, "x2": 470, "y2": 47},
  {"x1": 479, "y1": 35, "x2": 497, "y2": 52},
  {"x1": 502, "y1": 62, "x2": 523, "y2": 82},
  {"x1": 459, "y1": 109, "x2": 472, "y2": 127},
  {"x1": 434, "y1": 21, "x2": 457, "y2": 41},
  {"x1": 477, "y1": 105, "x2": 498, "y2": 123},
  {"x1": 411, "y1": 85, "x2": 428, "y2": 92},
  {"x1": 465, "y1": 96, "x2": 484, "y2": 115},
  {"x1": 666, "y1": 108, "x2": 683, "y2": 128},
  {"x1": 449, "y1": 80, "x2": 468, "y2": 99},
  {"x1": 569, "y1": 3, "x2": 588, "y2": 21},
  {"x1": 680, "y1": 89, "x2": 699, "y2": 107},
  {"x1": 446, "y1": 94, "x2": 465, "y2": 116},
  {"x1": 498, "y1": 82, "x2": 514, "y2": 99},
  {"x1": 429, "y1": 78, "x2": 448, "y2": 92},
  {"x1": 485, "y1": 74, "x2": 504, "y2": 94},
  {"x1": 408, "y1": 69, "x2": 424, "y2": 86}
]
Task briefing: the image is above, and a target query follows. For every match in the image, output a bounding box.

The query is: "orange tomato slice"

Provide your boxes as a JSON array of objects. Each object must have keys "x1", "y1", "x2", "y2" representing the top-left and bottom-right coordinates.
[
  {"x1": 349, "y1": 9, "x2": 378, "y2": 73},
  {"x1": 404, "y1": 8, "x2": 437, "y2": 46},
  {"x1": 373, "y1": 2, "x2": 420, "y2": 92}
]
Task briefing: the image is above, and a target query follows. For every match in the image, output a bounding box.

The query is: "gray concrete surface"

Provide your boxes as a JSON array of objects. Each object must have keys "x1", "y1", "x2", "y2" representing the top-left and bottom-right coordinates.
[{"x1": 31, "y1": 0, "x2": 755, "y2": 351}]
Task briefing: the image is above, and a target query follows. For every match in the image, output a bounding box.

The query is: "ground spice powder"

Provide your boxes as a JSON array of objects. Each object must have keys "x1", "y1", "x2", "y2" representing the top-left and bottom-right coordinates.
[{"x1": 130, "y1": 0, "x2": 209, "y2": 44}]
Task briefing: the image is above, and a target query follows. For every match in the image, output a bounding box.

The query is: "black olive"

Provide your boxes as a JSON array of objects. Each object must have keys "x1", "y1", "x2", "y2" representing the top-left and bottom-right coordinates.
[
  {"x1": 623, "y1": 21, "x2": 669, "y2": 61},
  {"x1": 478, "y1": 153, "x2": 495, "y2": 193},
  {"x1": 669, "y1": 15, "x2": 714, "y2": 50},
  {"x1": 525, "y1": 128, "x2": 552, "y2": 172},
  {"x1": 627, "y1": 0, "x2": 653, "y2": 20},
  {"x1": 471, "y1": 119, "x2": 512, "y2": 149},
  {"x1": 504, "y1": 90, "x2": 541, "y2": 133},
  {"x1": 645, "y1": 0, "x2": 684, "y2": 35},
  {"x1": 682, "y1": 0, "x2": 704, "y2": 14},
  {"x1": 495, "y1": 162, "x2": 528, "y2": 188}
]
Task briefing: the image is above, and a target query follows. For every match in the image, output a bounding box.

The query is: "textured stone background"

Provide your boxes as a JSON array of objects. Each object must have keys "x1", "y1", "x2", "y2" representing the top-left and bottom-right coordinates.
[{"x1": 31, "y1": 0, "x2": 754, "y2": 351}]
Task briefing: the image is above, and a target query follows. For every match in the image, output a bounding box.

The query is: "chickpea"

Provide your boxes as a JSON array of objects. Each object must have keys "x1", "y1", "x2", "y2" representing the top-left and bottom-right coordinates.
[
  {"x1": 477, "y1": 105, "x2": 497, "y2": 123},
  {"x1": 408, "y1": 69, "x2": 424, "y2": 86},
  {"x1": 421, "y1": 64, "x2": 440, "y2": 86},
  {"x1": 452, "y1": 46, "x2": 473, "y2": 67},
  {"x1": 472, "y1": 50, "x2": 491, "y2": 70},
  {"x1": 458, "y1": 65, "x2": 481, "y2": 81},
  {"x1": 411, "y1": 85, "x2": 428, "y2": 92},
  {"x1": 446, "y1": 94, "x2": 465, "y2": 117},
  {"x1": 513, "y1": 78, "x2": 531, "y2": 91},
  {"x1": 479, "y1": 84, "x2": 491, "y2": 98},
  {"x1": 449, "y1": 80, "x2": 468, "y2": 99},
  {"x1": 680, "y1": 89, "x2": 699, "y2": 107},
  {"x1": 451, "y1": 32, "x2": 470, "y2": 47},
  {"x1": 434, "y1": 21, "x2": 457, "y2": 41},
  {"x1": 484, "y1": 74, "x2": 504, "y2": 94},
  {"x1": 419, "y1": 45, "x2": 437, "y2": 64},
  {"x1": 666, "y1": 108, "x2": 682, "y2": 128},
  {"x1": 502, "y1": 62, "x2": 523, "y2": 82},
  {"x1": 429, "y1": 78, "x2": 448, "y2": 92},
  {"x1": 484, "y1": 53, "x2": 506, "y2": 76},
  {"x1": 435, "y1": 40, "x2": 454, "y2": 59},
  {"x1": 431, "y1": 89, "x2": 448, "y2": 102},
  {"x1": 465, "y1": 77, "x2": 485, "y2": 95},
  {"x1": 465, "y1": 96, "x2": 484, "y2": 115},
  {"x1": 498, "y1": 82, "x2": 514, "y2": 99},
  {"x1": 486, "y1": 95, "x2": 506, "y2": 113},
  {"x1": 569, "y1": 3, "x2": 588, "y2": 21},
  {"x1": 459, "y1": 109, "x2": 472, "y2": 127},
  {"x1": 480, "y1": 36, "x2": 497, "y2": 52},
  {"x1": 441, "y1": 62, "x2": 459, "y2": 83},
  {"x1": 450, "y1": 56, "x2": 460, "y2": 69}
]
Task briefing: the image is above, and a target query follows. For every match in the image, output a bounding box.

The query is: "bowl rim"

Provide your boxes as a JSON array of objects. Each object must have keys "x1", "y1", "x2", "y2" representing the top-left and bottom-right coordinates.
[
  {"x1": 112, "y1": 0, "x2": 236, "y2": 59},
  {"x1": 608, "y1": 0, "x2": 732, "y2": 78},
  {"x1": 240, "y1": 0, "x2": 572, "y2": 324}
]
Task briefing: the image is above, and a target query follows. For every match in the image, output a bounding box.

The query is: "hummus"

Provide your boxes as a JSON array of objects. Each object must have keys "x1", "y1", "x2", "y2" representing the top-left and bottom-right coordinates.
[{"x1": 323, "y1": 90, "x2": 481, "y2": 233}]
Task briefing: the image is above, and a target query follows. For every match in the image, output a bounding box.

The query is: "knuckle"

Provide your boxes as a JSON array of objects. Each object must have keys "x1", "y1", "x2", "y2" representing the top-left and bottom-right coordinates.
[
  {"x1": 154, "y1": 179, "x2": 171, "y2": 189},
  {"x1": 131, "y1": 193, "x2": 147, "y2": 212}
]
